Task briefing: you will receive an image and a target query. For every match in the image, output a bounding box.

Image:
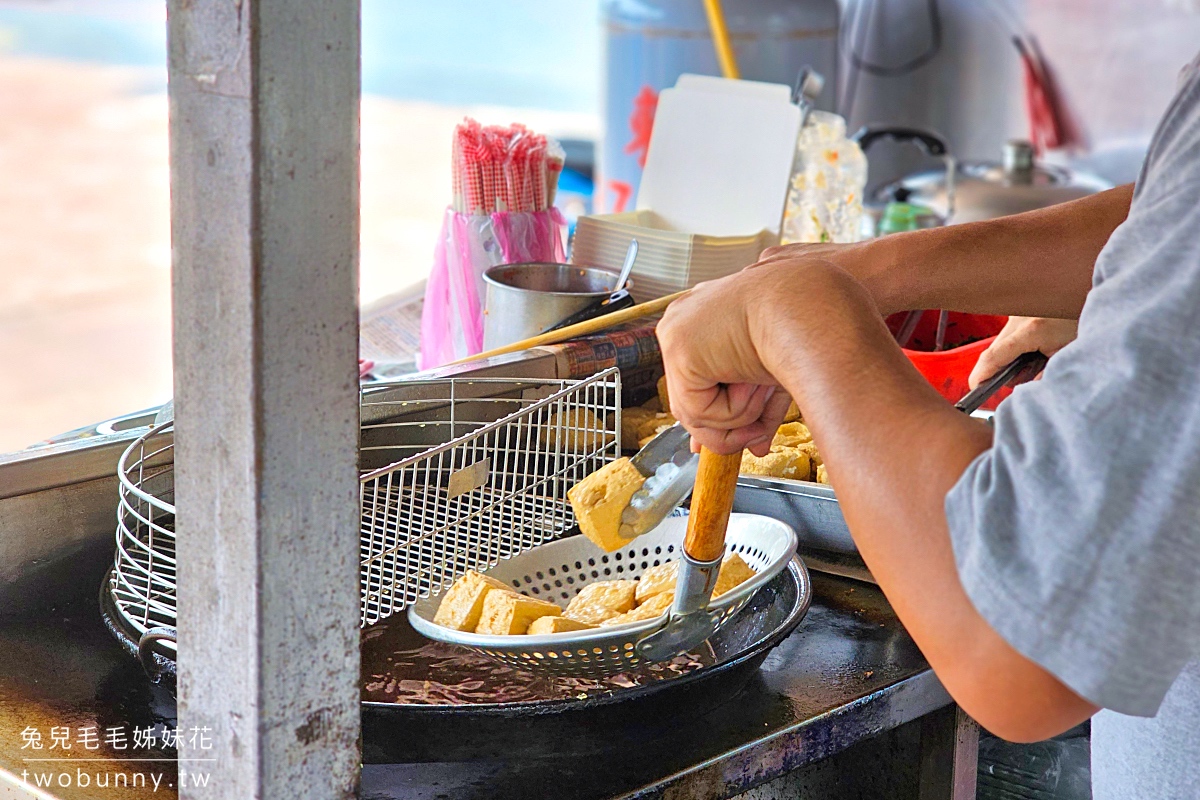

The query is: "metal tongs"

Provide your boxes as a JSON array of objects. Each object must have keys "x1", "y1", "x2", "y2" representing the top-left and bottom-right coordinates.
[
  {"x1": 954, "y1": 350, "x2": 1048, "y2": 414},
  {"x1": 619, "y1": 422, "x2": 698, "y2": 541},
  {"x1": 605, "y1": 424, "x2": 737, "y2": 661},
  {"x1": 637, "y1": 446, "x2": 743, "y2": 662},
  {"x1": 609, "y1": 422, "x2": 743, "y2": 661}
]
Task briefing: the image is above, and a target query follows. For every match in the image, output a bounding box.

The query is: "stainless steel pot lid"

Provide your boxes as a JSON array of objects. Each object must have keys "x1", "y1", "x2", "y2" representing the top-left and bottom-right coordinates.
[{"x1": 873, "y1": 139, "x2": 1112, "y2": 224}]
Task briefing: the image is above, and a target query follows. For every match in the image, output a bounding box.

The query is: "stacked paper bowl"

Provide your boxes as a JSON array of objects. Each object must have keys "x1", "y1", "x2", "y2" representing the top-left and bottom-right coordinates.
[{"x1": 572, "y1": 210, "x2": 777, "y2": 302}]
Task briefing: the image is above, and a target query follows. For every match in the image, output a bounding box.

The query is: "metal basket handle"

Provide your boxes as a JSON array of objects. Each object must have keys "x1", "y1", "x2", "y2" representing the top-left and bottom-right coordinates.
[{"x1": 137, "y1": 626, "x2": 178, "y2": 685}]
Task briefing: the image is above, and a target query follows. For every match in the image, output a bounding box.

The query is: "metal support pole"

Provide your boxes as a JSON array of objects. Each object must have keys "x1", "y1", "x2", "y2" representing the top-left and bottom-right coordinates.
[
  {"x1": 169, "y1": 1, "x2": 361, "y2": 797},
  {"x1": 918, "y1": 704, "x2": 980, "y2": 800}
]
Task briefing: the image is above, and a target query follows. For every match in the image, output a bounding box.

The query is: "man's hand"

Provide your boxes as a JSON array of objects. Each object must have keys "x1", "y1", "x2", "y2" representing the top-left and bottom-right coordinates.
[
  {"x1": 656, "y1": 258, "x2": 860, "y2": 456},
  {"x1": 969, "y1": 317, "x2": 1079, "y2": 389}
]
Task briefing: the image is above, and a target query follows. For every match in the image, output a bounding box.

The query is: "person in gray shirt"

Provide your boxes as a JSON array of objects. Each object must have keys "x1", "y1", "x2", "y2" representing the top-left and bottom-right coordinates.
[{"x1": 654, "y1": 52, "x2": 1200, "y2": 800}]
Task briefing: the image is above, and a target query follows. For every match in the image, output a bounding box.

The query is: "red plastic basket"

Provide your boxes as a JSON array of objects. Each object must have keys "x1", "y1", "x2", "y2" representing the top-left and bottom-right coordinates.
[{"x1": 886, "y1": 311, "x2": 1009, "y2": 409}]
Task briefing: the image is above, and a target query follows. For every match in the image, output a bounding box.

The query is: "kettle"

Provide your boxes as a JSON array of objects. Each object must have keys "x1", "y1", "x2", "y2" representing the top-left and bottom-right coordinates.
[{"x1": 855, "y1": 126, "x2": 1112, "y2": 229}]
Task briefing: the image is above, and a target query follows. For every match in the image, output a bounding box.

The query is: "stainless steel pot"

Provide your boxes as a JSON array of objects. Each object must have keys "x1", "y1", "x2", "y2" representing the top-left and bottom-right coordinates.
[
  {"x1": 860, "y1": 127, "x2": 1112, "y2": 226},
  {"x1": 482, "y1": 263, "x2": 618, "y2": 350}
]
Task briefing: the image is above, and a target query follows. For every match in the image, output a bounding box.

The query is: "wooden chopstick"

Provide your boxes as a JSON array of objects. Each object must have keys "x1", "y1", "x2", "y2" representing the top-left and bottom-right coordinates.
[{"x1": 448, "y1": 290, "x2": 689, "y2": 366}]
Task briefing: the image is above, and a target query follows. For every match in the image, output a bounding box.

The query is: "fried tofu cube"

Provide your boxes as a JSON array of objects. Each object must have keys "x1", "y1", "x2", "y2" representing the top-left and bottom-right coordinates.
[
  {"x1": 474, "y1": 590, "x2": 562, "y2": 635},
  {"x1": 739, "y1": 447, "x2": 811, "y2": 481},
  {"x1": 600, "y1": 590, "x2": 675, "y2": 627},
  {"x1": 739, "y1": 449, "x2": 787, "y2": 478},
  {"x1": 527, "y1": 615, "x2": 597, "y2": 635},
  {"x1": 714, "y1": 553, "x2": 757, "y2": 597},
  {"x1": 772, "y1": 421, "x2": 812, "y2": 448},
  {"x1": 620, "y1": 406, "x2": 658, "y2": 450},
  {"x1": 541, "y1": 408, "x2": 607, "y2": 452},
  {"x1": 568, "y1": 457, "x2": 646, "y2": 552},
  {"x1": 635, "y1": 560, "x2": 679, "y2": 604},
  {"x1": 656, "y1": 375, "x2": 671, "y2": 414},
  {"x1": 635, "y1": 413, "x2": 677, "y2": 449},
  {"x1": 796, "y1": 440, "x2": 822, "y2": 466},
  {"x1": 816, "y1": 463, "x2": 830, "y2": 485},
  {"x1": 636, "y1": 412, "x2": 676, "y2": 442},
  {"x1": 432, "y1": 570, "x2": 513, "y2": 632},
  {"x1": 564, "y1": 580, "x2": 637, "y2": 624}
]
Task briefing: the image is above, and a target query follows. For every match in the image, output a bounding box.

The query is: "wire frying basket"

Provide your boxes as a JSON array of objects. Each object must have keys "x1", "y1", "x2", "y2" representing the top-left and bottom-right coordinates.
[
  {"x1": 357, "y1": 370, "x2": 620, "y2": 624},
  {"x1": 107, "y1": 368, "x2": 622, "y2": 662},
  {"x1": 109, "y1": 424, "x2": 177, "y2": 653}
]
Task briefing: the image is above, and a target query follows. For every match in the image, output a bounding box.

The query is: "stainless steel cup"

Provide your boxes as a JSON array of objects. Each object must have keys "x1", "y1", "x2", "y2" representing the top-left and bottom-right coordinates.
[{"x1": 482, "y1": 263, "x2": 618, "y2": 350}]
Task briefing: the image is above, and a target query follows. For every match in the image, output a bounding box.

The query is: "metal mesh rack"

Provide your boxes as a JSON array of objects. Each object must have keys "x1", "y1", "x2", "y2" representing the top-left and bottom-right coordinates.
[
  {"x1": 357, "y1": 370, "x2": 621, "y2": 624},
  {"x1": 108, "y1": 368, "x2": 622, "y2": 652}
]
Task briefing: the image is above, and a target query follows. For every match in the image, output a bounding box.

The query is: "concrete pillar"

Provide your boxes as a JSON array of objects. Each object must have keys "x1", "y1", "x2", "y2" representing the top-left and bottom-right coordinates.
[{"x1": 168, "y1": 1, "x2": 361, "y2": 797}]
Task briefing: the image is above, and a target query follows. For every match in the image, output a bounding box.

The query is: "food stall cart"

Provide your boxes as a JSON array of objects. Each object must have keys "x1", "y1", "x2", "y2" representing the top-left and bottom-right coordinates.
[
  {"x1": 0, "y1": 348, "x2": 977, "y2": 800},
  {"x1": 0, "y1": 1, "x2": 978, "y2": 798}
]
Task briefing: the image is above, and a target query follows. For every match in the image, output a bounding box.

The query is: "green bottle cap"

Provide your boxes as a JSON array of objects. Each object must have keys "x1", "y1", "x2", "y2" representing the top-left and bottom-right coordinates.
[{"x1": 879, "y1": 202, "x2": 919, "y2": 235}]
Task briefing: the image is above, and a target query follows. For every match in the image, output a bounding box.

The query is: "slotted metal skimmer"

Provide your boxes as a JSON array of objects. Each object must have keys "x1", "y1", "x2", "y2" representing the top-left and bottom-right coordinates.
[
  {"x1": 407, "y1": 514, "x2": 798, "y2": 678},
  {"x1": 107, "y1": 368, "x2": 622, "y2": 661}
]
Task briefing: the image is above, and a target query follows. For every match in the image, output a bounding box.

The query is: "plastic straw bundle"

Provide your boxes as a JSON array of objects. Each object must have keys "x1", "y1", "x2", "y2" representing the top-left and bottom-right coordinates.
[
  {"x1": 451, "y1": 120, "x2": 564, "y2": 214},
  {"x1": 420, "y1": 119, "x2": 568, "y2": 369}
]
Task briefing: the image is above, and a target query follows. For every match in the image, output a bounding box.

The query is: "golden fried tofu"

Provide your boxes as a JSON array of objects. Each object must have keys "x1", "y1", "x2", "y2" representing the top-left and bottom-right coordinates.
[
  {"x1": 567, "y1": 457, "x2": 645, "y2": 552},
  {"x1": 739, "y1": 447, "x2": 811, "y2": 481},
  {"x1": 714, "y1": 553, "x2": 757, "y2": 597},
  {"x1": 783, "y1": 400, "x2": 802, "y2": 423},
  {"x1": 772, "y1": 421, "x2": 812, "y2": 448},
  {"x1": 795, "y1": 441, "x2": 822, "y2": 466},
  {"x1": 634, "y1": 560, "x2": 679, "y2": 604},
  {"x1": 527, "y1": 615, "x2": 597, "y2": 635},
  {"x1": 739, "y1": 449, "x2": 779, "y2": 477},
  {"x1": 641, "y1": 395, "x2": 662, "y2": 413},
  {"x1": 656, "y1": 375, "x2": 671, "y2": 414},
  {"x1": 474, "y1": 590, "x2": 562, "y2": 635},
  {"x1": 433, "y1": 570, "x2": 513, "y2": 632},
  {"x1": 769, "y1": 445, "x2": 811, "y2": 478},
  {"x1": 600, "y1": 590, "x2": 675, "y2": 627},
  {"x1": 636, "y1": 412, "x2": 676, "y2": 442},
  {"x1": 541, "y1": 408, "x2": 606, "y2": 452},
  {"x1": 564, "y1": 580, "x2": 637, "y2": 624},
  {"x1": 620, "y1": 406, "x2": 658, "y2": 450},
  {"x1": 816, "y1": 463, "x2": 830, "y2": 485}
]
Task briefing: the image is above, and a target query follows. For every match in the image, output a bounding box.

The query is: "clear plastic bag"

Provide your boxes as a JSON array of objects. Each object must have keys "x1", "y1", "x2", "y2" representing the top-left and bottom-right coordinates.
[
  {"x1": 781, "y1": 111, "x2": 867, "y2": 245},
  {"x1": 419, "y1": 207, "x2": 566, "y2": 369}
]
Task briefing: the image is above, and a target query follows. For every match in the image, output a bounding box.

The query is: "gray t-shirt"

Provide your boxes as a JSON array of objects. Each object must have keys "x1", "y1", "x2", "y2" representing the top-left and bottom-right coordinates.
[{"x1": 945, "y1": 56, "x2": 1200, "y2": 800}]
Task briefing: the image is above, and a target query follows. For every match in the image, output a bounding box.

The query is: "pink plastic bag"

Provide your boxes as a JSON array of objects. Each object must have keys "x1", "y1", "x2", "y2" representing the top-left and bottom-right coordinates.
[{"x1": 419, "y1": 207, "x2": 566, "y2": 369}]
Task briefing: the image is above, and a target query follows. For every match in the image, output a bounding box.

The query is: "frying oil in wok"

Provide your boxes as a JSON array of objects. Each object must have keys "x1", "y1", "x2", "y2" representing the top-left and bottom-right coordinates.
[{"x1": 361, "y1": 615, "x2": 715, "y2": 705}]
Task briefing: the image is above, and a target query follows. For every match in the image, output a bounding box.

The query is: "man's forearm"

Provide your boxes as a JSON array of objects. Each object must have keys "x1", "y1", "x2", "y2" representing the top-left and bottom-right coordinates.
[
  {"x1": 826, "y1": 184, "x2": 1133, "y2": 319},
  {"x1": 750, "y1": 265, "x2": 1098, "y2": 741}
]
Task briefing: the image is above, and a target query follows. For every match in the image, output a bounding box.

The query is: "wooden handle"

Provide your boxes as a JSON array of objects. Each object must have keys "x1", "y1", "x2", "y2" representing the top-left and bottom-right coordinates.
[
  {"x1": 702, "y1": 0, "x2": 741, "y2": 79},
  {"x1": 448, "y1": 290, "x2": 689, "y2": 366},
  {"x1": 683, "y1": 447, "x2": 743, "y2": 562}
]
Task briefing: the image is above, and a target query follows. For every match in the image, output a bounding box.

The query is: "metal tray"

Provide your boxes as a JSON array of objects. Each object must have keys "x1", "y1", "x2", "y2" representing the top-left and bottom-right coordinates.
[
  {"x1": 732, "y1": 409, "x2": 1001, "y2": 582},
  {"x1": 734, "y1": 477, "x2": 874, "y2": 584},
  {"x1": 734, "y1": 476, "x2": 852, "y2": 554}
]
